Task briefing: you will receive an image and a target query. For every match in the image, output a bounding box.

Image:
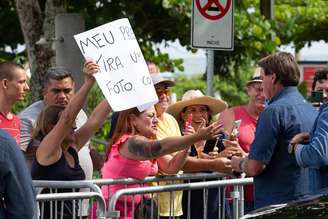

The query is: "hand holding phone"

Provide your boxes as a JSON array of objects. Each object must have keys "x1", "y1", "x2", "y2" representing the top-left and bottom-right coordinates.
[
  {"x1": 230, "y1": 120, "x2": 241, "y2": 140},
  {"x1": 182, "y1": 114, "x2": 194, "y2": 136},
  {"x1": 311, "y1": 90, "x2": 324, "y2": 103},
  {"x1": 185, "y1": 113, "x2": 193, "y2": 128}
]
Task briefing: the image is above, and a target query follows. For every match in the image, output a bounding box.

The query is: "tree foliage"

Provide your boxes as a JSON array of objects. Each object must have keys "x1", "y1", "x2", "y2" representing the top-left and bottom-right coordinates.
[
  {"x1": 0, "y1": 0, "x2": 24, "y2": 60},
  {"x1": 2, "y1": 0, "x2": 328, "y2": 148},
  {"x1": 1, "y1": 0, "x2": 328, "y2": 104},
  {"x1": 275, "y1": 0, "x2": 328, "y2": 50}
]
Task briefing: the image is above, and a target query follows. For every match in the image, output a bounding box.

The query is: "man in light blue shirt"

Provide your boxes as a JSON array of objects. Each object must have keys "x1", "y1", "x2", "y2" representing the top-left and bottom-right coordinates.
[
  {"x1": 0, "y1": 129, "x2": 36, "y2": 218},
  {"x1": 291, "y1": 68, "x2": 328, "y2": 191}
]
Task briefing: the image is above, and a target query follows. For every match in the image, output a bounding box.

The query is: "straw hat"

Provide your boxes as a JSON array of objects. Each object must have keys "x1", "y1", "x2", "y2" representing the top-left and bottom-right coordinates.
[
  {"x1": 246, "y1": 67, "x2": 262, "y2": 86},
  {"x1": 166, "y1": 90, "x2": 228, "y2": 119}
]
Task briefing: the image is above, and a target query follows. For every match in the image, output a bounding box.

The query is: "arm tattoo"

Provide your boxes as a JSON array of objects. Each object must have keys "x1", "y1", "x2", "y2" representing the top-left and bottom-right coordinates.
[{"x1": 128, "y1": 138, "x2": 162, "y2": 159}]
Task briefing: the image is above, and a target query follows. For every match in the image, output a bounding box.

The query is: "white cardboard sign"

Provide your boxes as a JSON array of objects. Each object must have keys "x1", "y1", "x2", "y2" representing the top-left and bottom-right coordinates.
[{"x1": 74, "y1": 18, "x2": 158, "y2": 111}]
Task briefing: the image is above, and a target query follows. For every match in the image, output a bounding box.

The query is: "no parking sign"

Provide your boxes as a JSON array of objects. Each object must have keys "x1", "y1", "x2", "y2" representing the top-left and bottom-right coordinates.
[{"x1": 192, "y1": 0, "x2": 234, "y2": 50}]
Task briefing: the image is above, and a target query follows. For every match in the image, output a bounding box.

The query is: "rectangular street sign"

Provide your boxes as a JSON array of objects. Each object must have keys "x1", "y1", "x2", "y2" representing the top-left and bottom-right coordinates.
[{"x1": 191, "y1": 0, "x2": 234, "y2": 50}]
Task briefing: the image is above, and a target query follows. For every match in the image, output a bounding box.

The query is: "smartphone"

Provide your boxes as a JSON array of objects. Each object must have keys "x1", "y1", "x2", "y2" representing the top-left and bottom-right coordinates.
[
  {"x1": 231, "y1": 120, "x2": 242, "y2": 138},
  {"x1": 310, "y1": 90, "x2": 324, "y2": 103},
  {"x1": 185, "y1": 114, "x2": 193, "y2": 128}
]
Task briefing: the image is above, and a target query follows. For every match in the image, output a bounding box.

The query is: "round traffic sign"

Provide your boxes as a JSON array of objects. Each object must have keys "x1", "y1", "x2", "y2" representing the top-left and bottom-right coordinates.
[{"x1": 196, "y1": 0, "x2": 231, "y2": 20}]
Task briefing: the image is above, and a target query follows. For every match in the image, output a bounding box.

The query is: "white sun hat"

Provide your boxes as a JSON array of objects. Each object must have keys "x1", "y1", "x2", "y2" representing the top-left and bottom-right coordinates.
[
  {"x1": 166, "y1": 89, "x2": 228, "y2": 119},
  {"x1": 246, "y1": 67, "x2": 263, "y2": 86}
]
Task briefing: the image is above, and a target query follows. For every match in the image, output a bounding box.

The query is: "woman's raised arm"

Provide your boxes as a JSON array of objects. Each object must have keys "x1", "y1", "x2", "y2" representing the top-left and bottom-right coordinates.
[
  {"x1": 75, "y1": 99, "x2": 112, "y2": 150},
  {"x1": 36, "y1": 61, "x2": 99, "y2": 165},
  {"x1": 120, "y1": 122, "x2": 223, "y2": 161}
]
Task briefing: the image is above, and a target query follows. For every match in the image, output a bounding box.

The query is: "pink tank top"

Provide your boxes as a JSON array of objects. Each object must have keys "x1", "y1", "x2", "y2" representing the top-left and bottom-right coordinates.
[
  {"x1": 101, "y1": 134, "x2": 158, "y2": 218},
  {"x1": 232, "y1": 106, "x2": 257, "y2": 153},
  {"x1": 232, "y1": 106, "x2": 257, "y2": 202}
]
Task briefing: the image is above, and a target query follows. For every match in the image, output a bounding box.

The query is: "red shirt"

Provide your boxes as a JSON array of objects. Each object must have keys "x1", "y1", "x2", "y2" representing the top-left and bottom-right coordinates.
[
  {"x1": 0, "y1": 113, "x2": 20, "y2": 145},
  {"x1": 233, "y1": 106, "x2": 257, "y2": 153}
]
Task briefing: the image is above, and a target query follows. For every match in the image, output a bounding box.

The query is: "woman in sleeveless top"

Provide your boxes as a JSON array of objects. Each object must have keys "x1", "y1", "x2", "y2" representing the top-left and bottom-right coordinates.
[
  {"x1": 166, "y1": 89, "x2": 240, "y2": 219},
  {"x1": 102, "y1": 106, "x2": 224, "y2": 219},
  {"x1": 31, "y1": 61, "x2": 112, "y2": 218}
]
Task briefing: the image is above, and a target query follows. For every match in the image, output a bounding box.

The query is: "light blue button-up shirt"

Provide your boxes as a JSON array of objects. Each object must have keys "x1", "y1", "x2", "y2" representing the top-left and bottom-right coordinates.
[
  {"x1": 295, "y1": 102, "x2": 328, "y2": 190},
  {"x1": 0, "y1": 129, "x2": 36, "y2": 218}
]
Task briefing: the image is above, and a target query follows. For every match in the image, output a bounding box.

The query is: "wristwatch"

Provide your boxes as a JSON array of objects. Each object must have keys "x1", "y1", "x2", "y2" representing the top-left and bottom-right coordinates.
[
  {"x1": 288, "y1": 142, "x2": 297, "y2": 155},
  {"x1": 239, "y1": 158, "x2": 246, "y2": 172}
]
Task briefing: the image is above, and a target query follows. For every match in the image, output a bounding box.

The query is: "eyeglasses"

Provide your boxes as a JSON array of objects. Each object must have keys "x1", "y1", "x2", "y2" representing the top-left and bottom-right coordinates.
[{"x1": 156, "y1": 88, "x2": 171, "y2": 97}]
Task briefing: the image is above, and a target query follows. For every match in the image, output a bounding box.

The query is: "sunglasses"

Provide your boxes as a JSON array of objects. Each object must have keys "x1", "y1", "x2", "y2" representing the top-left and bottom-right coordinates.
[{"x1": 155, "y1": 88, "x2": 171, "y2": 97}]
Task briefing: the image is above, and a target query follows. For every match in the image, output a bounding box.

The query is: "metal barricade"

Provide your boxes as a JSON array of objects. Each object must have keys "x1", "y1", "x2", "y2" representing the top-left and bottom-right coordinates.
[
  {"x1": 106, "y1": 177, "x2": 253, "y2": 219},
  {"x1": 90, "y1": 173, "x2": 230, "y2": 218},
  {"x1": 33, "y1": 173, "x2": 253, "y2": 219},
  {"x1": 36, "y1": 191, "x2": 106, "y2": 219},
  {"x1": 88, "y1": 173, "x2": 252, "y2": 219},
  {"x1": 33, "y1": 180, "x2": 102, "y2": 195},
  {"x1": 33, "y1": 180, "x2": 104, "y2": 219}
]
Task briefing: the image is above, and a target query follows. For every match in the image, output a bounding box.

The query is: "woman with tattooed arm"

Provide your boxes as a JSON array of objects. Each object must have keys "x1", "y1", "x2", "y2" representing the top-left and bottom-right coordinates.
[{"x1": 101, "y1": 106, "x2": 223, "y2": 219}]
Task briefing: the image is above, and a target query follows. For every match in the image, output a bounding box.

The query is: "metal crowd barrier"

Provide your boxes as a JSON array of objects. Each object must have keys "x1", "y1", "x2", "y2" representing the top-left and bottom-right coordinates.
[
  {"x1": 33, "y1": 173, "x2": 253, "y2": 219},
  {"x1": 89, "y1": 172, "x2": 230, "y2": 218},
  {"x1": 107, "y1": 177, "x2": 253, "y2": 219},
  {"x1": 33, "y1": 181, "x2": 105, "y2": 219},
  {"x1": 33, "y1": 180, "x2": 102, "y2": 195},
  {"x1": 36, "y1": 192, "x2": 106, "y2": 219}
]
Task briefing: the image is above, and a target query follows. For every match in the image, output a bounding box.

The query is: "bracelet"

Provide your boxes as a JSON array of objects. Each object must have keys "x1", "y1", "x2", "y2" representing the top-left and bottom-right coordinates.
[{"x1": 239, "y1": 158, "x2": 246, "y2": 172}]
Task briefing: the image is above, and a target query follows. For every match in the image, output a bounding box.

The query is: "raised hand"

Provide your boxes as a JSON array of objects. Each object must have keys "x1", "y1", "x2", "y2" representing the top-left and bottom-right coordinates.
[
  {"x1": 182, "y1": 123, "x2": 195, "y2": 136},
  {"x1": 197, "y1": 121, "x2": 224, "y2": 140},
  {"x1": 83, "y1": 60, "x2": 99, "y2": 82}
]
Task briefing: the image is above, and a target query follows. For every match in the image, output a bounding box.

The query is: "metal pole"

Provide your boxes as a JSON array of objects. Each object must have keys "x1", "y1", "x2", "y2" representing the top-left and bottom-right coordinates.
[
  {"x1": 206, "y1": 49, "x2": 214, "y2": 96},
  {"x1": 232, "y1": 185, "x2": 240, "y2": 219},
  {"x1": 238, "y1": 184, "x2": 244, "y2": 218},
  {"x1": 260, "y1": 0, "x2": 274, "y2": 19},
  {"x1": 55, "y1": 14, "x2": 85, "y2": 90}
]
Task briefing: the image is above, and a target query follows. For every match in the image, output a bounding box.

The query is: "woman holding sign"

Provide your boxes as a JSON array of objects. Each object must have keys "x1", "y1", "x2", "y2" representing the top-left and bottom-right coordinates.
[
  {"x1": 101, "y1": 105, "x2": 224, "y2": 219},
  {"x1": 31, "y1": 61, "x2": 112, "y2": 219}
]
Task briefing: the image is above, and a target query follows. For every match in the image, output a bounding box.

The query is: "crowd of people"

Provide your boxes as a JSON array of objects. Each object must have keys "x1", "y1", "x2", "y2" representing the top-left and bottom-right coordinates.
[{"x1": 1, "y1": 51, "x2": 328, "y2": 219}]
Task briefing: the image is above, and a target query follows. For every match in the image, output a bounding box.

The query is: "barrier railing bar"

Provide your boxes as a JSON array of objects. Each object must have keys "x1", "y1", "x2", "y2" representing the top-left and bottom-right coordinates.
[
  {"x1": 89, "y1": 172, "x2": 230, "y2": 186},
  {"x1": 108, "y1": 178, "x2": 253, "y2": 219},
  {"x1": 36, "y1": 192, "x2": 106, "y2": 218}
]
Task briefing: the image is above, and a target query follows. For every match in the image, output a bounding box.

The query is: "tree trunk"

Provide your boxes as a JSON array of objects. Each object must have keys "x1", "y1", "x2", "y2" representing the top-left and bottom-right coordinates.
[{"x1": 14, "y1": 0, "x2": 65, "y2": 102}]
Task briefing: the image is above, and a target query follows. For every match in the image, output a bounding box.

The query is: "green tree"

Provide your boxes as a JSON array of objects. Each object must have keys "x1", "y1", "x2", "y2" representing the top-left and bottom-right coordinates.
[{"x1": 1, "y1": 0, "x2": 328, "y2": 105}]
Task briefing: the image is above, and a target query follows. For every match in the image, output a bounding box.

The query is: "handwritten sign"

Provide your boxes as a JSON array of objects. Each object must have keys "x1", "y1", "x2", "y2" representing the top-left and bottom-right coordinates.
[{"x1": 74, "y1": 18, "x2": 158, "y2": 111}]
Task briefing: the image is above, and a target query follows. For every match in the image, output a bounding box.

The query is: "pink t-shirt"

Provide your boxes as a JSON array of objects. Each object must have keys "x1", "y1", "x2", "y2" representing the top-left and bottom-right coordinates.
[
  {"x1": 101, "y1": 134, "x2": 158, "y2": 218},
  {"x1": 0, "y1": 113, "x2": 20, "y2": 145}
]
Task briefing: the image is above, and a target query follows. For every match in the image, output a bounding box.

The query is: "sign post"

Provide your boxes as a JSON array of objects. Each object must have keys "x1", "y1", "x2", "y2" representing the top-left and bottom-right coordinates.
[
  {"x1": 206, "y1": 50, "x2": 214, "y2": 96},
  {"x1": 192, "y1": 0, "x2": 234, "y2": 50},
  {"x1": 191, "y1": 0, "x2": 234, "y2": 96}
]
